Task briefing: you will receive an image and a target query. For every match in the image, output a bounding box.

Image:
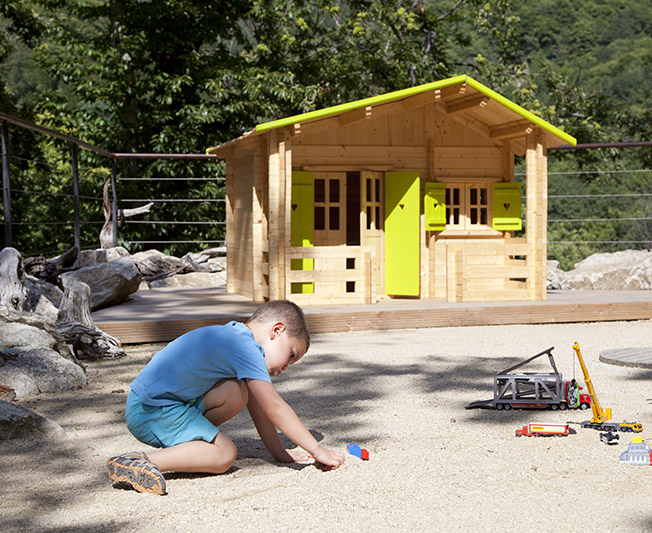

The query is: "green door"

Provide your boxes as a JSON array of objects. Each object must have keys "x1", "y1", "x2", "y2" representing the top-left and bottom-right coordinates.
[
  {"x1": 384, "y1": 171, "x2": 420, "y2": 296},
  {"x1": 290, "y1": 171, "x2": 314, "y2": 294}
]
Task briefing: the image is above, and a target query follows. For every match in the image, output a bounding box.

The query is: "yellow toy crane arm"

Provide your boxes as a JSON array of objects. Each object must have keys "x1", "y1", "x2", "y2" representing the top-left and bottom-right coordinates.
[{"x1": 572, "y1": 342, "x2": 612, "y2": 424}]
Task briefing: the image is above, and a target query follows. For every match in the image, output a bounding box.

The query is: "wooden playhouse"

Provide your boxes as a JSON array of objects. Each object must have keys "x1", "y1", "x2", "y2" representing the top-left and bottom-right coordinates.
[{"x1": 207, "y1": 75, "x2": 576, "y2": 305}]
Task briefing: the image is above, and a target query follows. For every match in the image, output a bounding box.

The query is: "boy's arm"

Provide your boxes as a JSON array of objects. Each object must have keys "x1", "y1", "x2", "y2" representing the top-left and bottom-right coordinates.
[
  {"x1": 246, "y1": 379, "x2": 345, "y2": 469},
  {"x1": 246, "y1": 382, "x2": 306, "y2": 462}
]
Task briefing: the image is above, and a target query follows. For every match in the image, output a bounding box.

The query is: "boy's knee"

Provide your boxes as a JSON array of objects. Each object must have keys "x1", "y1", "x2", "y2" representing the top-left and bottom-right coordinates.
[{"x1": 212, "y1": 433, "x2": 237, "y2": 473}]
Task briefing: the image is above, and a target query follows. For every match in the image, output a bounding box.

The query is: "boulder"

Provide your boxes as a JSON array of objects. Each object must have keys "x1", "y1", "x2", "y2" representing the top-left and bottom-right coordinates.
[
  {"x1": 0, "y1": 307, "x2": 75, "y2": 363},
  {"x1": 0, "y1": 400, "x2": 64, "y2": 440},
  {"x1": 556, "y1": 250, "x2": 652, "y2": 290},
  {"x1": 60, "y1": 257, "x2": 141, "y2": 310},
  {"x1": 150, "y1": 271, "x2": 227, "y2": 288},
  {"x1": 0, "y1": 346, "x2": 87, "y2": 396},
  {"x1": 77, "y1": 246, "x2": 130, "y2": 268}
]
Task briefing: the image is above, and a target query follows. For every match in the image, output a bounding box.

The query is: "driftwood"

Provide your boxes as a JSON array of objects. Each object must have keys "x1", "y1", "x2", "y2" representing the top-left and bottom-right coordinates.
[
  {"x1": 0, "y1": 248, "x2": 29, "y2": 312},
  {"x1": 24, "y1": 246, "x2": 78, "y2": 288},
  {"x1": 54, "y1": 279, "x2": 126, "y2": 359},
  {"x1": 100, "y1": 178, "x2": 154, "y2": 249}
]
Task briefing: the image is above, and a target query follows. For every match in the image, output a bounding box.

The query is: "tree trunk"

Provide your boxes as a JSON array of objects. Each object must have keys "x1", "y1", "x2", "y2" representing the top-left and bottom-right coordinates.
[
  {"x1": 55, "y1": 279, "x2": 126, "y2": 358},
  {"x1": 0, "y1": 248, "x2": 29, "y2": 312}
]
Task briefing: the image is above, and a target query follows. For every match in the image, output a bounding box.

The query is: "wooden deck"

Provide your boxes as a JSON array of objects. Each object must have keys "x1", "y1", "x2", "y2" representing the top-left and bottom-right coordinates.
[{"x1": 92, "y1": 286, "x2": 652, "y2": 344}]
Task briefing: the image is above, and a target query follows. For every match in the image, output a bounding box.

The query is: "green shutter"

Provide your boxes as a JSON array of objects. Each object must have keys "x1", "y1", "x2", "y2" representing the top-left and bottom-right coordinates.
[
  {"x1": 291, "y1": 171, "x2": 314, "y2": 294},
  {"x1": 492, "y1": 182, "x2": 522, "y2": 231},
  {"x1": 424, "y1": 182, "x2": 446, "y2": 231}
]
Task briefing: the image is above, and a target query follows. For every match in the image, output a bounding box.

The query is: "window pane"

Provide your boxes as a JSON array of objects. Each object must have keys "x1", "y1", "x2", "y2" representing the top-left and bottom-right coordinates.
[
  {"x1": 453, "y1": 188, "x2": 460, "y2": 204},
  {"x1": 366, "y1": 206, "x2": 372, "y2": 230},
  {"x1": 375, "y1": 206, "x2": 381, "y2": 229},
  {"x1": 453, "y1": 208, "x2": 460, "y2": 224},
  {"x1": 314, "y1": 179, "x2": 325, "y2": 203},
  {"x1": 481, "y1": 208, "x2": 487, "y2": 225},
  {"x1": 446, "y1": 188, "x2": 450, "y2": 205},
  {"x1": 470, "y1": 188, "x2": 477, "y2": 205},
  {"x1": 366, "y1": 178, "x2": 371, "y2": 202},
  {"x1": 375, "y1": 179, "x2": 380, "y2": 202},
  {"x1": 315, "y1": 206, "x2": 325, "y2": 230},
  {"x1": 480, "y1": 188, "x2": 488, "y2": 205},
  {"x1": 329, "y1": 206, "x2": 340, "y2": 230},
  {"x1": 329, "y1": 179, "x2": 340, "y2": 202},
  {"x1": 470, "y1": 208, "x2": 478, "y2": 225}
]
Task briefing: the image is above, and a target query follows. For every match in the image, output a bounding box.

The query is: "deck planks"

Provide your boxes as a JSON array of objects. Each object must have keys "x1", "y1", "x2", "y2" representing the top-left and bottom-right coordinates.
[{"x1": 92, "y1": 287, "x2": 652, "y2": 344}]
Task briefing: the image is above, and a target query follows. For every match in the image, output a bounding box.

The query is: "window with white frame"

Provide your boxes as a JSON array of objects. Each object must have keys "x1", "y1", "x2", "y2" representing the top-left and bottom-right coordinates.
[{"x1": 445, "y1": 183, "x2": 492, "y2": 230}]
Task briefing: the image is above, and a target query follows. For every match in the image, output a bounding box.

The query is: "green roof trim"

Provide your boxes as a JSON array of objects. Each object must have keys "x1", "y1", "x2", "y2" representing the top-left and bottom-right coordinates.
[{"x1": 254, "y1": 75, "x2": 576, "y2": 146}]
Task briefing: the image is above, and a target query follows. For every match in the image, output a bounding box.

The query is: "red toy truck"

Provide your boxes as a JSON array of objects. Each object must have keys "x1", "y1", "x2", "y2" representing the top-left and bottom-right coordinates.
[{"x1": 516, "y1": 423, "x2": 570, "y2": 437}]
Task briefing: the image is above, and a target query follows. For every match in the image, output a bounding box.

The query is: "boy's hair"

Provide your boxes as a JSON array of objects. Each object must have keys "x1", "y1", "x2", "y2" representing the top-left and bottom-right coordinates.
[{"x1": 247, "y1": 300, "x2": 310, "y2": 350}]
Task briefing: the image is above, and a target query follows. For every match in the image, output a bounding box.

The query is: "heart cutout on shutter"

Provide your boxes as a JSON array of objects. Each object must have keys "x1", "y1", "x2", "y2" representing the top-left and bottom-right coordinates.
[
  {"x1": 399, "y1": 203, "x2": 405, "y2": 210},
  {"x1": 291, "y1": 204, "x2": 298, "y2": 211},
  {"x1": 503, "y1": 203, "x2": 511, "y2": 211}
]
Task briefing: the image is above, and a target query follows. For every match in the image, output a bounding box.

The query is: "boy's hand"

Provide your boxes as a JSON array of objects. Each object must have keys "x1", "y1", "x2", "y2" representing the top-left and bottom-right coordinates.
[
  {"x1": 311, "y1": 446, "x2": 345, "y2": 470},
  {"x1": 280, "y1": 448, "x2": 312, "y2": 463}
]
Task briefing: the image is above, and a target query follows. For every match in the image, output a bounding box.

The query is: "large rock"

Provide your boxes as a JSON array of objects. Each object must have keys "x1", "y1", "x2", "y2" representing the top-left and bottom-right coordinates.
[
  {"x1": 150, "y1": 271, "x2": 227, "y2": 288},
  {"x1": 77, "y1": 246, "x2": 130, "y2": 268},
  {"x1": 60, "y1": 257, "x2": 141, "y2": 310},
  {"x1": 551, "y1": 250, "x2": 652, "y2": 290},
  {"x1": 0, "y1": 307, "x2": 74, "y2": 362},
  {"x1": 0, "y1": 400, "x2": 64, "y2": 440},
  {"x1": 0, "y1": 346, "x2": 87, "y2": 396}
]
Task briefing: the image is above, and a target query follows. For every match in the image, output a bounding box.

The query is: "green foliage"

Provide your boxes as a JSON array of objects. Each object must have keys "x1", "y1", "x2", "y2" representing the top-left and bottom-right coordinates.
[{"x1": 0, "y1": 0, "x2": 650, "y2": 264}]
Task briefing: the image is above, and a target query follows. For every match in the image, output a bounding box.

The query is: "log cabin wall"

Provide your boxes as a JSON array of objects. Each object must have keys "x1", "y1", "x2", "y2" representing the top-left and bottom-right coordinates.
[
  {"x1": 227, "y1": 146, "x2": 255, "y2": 299},
  {"x1": 212, "y1": 76, "x2": 572, "y2": 304},
  {"x1": 291, "y1": 101, "x2": 523, "y2": 303}
]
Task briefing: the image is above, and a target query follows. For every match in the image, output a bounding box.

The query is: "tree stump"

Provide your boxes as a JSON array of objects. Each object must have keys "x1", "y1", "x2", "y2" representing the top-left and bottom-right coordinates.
[
  {"x1": 0, "y1": 248, "x2": 29, "y2": 312},
  {"x1": 55, "y1": 279, "x2": 126, "y2": 359}
]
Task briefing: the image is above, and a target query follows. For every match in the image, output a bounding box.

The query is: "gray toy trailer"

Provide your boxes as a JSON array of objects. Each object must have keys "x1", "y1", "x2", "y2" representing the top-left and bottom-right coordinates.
[{"x1": 466, "y1": 347, "x2": 591, "y2": 410}]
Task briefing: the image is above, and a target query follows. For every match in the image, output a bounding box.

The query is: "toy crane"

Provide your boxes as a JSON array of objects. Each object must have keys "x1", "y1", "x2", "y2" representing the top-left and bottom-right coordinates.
[
  {"x1": 572, "y1": 342, "x2": 611, "y2": 424},
  {"x1": 573, "y1": 342, "x2": 642, "y2": 433}
]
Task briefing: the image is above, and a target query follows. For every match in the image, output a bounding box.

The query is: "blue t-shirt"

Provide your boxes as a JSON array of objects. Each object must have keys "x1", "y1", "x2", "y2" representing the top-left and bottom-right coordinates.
[{"x1": 131, "y1": 321, "x2": 271, "y2": 406}]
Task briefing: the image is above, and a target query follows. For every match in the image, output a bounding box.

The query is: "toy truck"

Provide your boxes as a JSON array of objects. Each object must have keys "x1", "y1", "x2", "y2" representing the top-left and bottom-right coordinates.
[
  {"x1": 515, "y1": 423, "x2": 570, "y2": 437},
  {"x1": 466, "y1": 347, "x2": 592, "y2": 411}
]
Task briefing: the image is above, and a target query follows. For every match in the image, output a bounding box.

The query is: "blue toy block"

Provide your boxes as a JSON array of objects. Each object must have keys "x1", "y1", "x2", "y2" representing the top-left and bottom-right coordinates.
[{"x1": 347, "y1": 442, "x2": 369, "y2": 460}]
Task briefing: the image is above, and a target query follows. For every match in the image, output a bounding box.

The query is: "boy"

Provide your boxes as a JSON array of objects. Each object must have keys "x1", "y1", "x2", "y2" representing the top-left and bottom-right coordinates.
[{"x1": 107, "y1": 300, "x2": 345, "y2": 495}]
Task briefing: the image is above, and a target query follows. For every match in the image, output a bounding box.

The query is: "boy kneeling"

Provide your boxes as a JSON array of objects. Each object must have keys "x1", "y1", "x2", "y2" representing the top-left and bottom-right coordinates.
[{"x1": 107, "y1": 300, "x2": 344, "y2": 494}]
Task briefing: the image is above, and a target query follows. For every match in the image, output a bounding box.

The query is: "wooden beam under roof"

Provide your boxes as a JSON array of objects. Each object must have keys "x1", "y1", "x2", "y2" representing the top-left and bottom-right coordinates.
[
  {"x1": 446, "y1": 95, "x2": 490, "y2": 114},
  {"x1": 490, "y1": 120, "x2": 534, "y2": 140}
]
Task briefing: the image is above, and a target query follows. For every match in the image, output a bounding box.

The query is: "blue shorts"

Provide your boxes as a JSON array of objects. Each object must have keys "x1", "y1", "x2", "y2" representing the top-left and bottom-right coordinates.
[{"x1": 125, "y1": 391, "x2": 219, "y2": 448}]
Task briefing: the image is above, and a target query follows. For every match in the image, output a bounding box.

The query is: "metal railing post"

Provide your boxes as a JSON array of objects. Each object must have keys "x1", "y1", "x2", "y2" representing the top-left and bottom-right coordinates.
[
  {"x1": 1, "y1": 120, "x2": 11, "y2": 247},
  {"x1": 71, "y1": 143, "x2": 81, "y2": 250},
  {"x1": 111, "y1": 158, "x2": 118, "y2": 247}
]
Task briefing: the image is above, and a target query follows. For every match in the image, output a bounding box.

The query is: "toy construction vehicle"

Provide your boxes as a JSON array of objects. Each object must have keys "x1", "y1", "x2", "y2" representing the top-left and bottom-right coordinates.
[
  {"x1": 572, "y1": 342, "x2": 643, "y2": 434},
  {"x1": 466, "y1": 347, "x2": 592, "y2": 411}
]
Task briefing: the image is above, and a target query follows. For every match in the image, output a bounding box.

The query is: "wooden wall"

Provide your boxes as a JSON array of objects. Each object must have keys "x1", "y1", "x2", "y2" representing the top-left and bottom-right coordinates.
[
  {"x1": 228, "y1": 147, "x2": 255, "y2": 299},
  {"x1": 224, "y1": 96, "x2": 547, "y2": 304}
]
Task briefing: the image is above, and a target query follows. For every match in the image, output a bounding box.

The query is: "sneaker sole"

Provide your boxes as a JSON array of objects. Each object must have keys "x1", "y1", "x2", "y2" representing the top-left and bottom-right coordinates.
[{"x1": 106, "y1": 456, "x2": 166, "y2": 495}]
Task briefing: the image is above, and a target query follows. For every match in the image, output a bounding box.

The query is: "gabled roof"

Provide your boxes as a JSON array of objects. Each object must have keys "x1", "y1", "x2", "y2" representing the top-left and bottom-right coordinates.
[{"x1": 208, "y1": 75, "x2": 576, "y2": 156}]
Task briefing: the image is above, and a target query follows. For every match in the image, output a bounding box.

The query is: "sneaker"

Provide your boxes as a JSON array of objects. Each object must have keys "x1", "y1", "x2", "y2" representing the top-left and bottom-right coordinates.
[{"x1": 106, "y1": 451, "x2": 167, "y2": 495}]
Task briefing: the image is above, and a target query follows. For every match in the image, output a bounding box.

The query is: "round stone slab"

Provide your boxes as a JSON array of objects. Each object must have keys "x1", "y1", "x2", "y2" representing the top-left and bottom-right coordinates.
[{"x1": 600, "y1": 348, "x2": 652, "y2": 369}]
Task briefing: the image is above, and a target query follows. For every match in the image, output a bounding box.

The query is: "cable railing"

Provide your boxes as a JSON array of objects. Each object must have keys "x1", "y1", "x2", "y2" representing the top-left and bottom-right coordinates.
[{"x1": 0, "y1": 111, "x2": 224, "y2": 257}]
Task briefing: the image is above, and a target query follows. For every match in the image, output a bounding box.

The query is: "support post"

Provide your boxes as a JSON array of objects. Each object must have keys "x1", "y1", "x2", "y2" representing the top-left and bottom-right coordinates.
[
  {"x1": 111, "y1": 158, "x2": 118, "y2": 247},
  {"x1": 1, "y1": 120, "x2": 11, "y2": 247},
  {"x1": 72, "y1": 143, "x2": 81, "y2": 250}
]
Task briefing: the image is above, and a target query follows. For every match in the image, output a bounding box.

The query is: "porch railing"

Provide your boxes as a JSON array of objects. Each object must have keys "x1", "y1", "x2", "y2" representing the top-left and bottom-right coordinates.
[
  {"x1": 446, "y1": 239, "x2": 535, "y2": 302},
  {"x1": 286, "y1": 245, "x2": 377, "y2": 305}
]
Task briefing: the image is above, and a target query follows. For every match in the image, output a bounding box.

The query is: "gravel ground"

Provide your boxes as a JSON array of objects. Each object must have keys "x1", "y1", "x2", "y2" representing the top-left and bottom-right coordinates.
[{"x1": 2, "y1": 320, "x2": 652, "y2": 532}]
